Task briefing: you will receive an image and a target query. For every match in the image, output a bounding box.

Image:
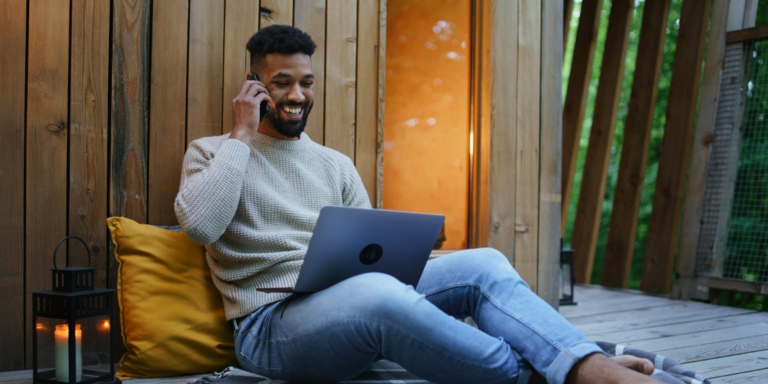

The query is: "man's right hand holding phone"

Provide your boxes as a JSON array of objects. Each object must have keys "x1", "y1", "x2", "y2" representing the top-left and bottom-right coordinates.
[{"x1": 230, "y1": 76, "x2": 272, "y2": 144}]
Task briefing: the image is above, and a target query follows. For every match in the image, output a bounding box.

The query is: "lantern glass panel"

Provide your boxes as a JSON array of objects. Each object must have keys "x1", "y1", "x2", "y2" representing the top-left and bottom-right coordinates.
[{"x1": 35, "y1": 315, "x2": 112, "y2": 383}]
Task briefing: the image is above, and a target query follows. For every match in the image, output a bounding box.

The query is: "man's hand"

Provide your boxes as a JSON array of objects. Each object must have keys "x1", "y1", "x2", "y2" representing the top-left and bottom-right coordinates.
[{"x1": 230, "y1": 78, "x2": 272, "y2": 144}]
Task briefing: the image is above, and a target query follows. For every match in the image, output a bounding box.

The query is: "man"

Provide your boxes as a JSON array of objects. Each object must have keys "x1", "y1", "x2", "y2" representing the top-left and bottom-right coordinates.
[{"x1": 175, "y1": 25, "x2": 659, "y2": 384}]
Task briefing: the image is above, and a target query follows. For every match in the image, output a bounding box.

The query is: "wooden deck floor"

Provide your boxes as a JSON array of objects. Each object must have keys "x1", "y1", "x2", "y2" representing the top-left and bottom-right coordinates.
[
  {"x1": 3, "y1": 284, "x2": 768, "y2": 384},
  {"x1": 562, "y1": 284, "x2": 768, "y2": 383}
]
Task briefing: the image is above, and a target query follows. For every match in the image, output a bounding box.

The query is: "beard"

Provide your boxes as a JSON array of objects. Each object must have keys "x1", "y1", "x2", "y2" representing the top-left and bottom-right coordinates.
[{"x1": 267, "y1": 101, "x2": 313, "y2": 139}]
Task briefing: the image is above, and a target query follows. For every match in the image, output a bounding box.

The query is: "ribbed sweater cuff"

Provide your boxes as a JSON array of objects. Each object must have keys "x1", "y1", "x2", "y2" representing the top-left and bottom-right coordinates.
[{"x1": 217, "y1": 139, "x2": 251, "y2": 173}]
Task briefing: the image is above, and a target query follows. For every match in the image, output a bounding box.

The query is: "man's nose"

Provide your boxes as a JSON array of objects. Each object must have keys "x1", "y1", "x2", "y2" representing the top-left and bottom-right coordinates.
[{"x1": 287, "y1": 83, "x2": 305, "y2": 102}]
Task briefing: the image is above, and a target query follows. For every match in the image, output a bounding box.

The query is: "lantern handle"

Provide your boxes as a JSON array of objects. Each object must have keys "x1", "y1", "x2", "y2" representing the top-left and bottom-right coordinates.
[{"x1": 52, "y1": 236, "x2": 91, "y2": 270}]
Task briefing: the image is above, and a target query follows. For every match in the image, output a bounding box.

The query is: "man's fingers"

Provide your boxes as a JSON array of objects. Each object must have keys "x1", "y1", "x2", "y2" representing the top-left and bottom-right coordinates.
[
  {"x1": 238, "y1": 79, "x2": 267, "y2": 97},
  {"x1": 611, "y1": 356, "x2": 655, "y2": 376}
]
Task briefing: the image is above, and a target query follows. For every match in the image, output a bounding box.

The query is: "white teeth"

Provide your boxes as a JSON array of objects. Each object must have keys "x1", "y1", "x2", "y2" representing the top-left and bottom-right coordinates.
[{"x1": 282, "y1": 106, "x2": 302, "y2": 115}]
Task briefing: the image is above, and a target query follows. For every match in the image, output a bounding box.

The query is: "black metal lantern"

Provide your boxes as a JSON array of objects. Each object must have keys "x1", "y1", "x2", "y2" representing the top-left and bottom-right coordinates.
[
  {"x1": 32, "y1": 236, "x2": 120, "y2": 384},
  {"x1": 560, "y1": 239, "x2": 576, "y2": 306}
]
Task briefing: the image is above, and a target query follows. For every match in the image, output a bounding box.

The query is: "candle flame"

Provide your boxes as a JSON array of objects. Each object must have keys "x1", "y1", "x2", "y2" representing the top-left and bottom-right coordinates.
[{"x1": 103, "y1": 320, "x2": 110, "y2": 329}]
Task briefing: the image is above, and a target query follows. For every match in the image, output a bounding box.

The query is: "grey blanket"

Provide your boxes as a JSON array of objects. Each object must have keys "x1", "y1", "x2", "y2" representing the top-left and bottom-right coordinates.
[{"x1": 189, "y1": 341, "x2": 710, "y2": 384}]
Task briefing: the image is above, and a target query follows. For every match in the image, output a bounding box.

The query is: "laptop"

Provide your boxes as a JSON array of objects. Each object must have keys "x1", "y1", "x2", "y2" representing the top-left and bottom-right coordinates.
[{"x1": 257, "y1": 206, "x2": 445, "y2": 293}]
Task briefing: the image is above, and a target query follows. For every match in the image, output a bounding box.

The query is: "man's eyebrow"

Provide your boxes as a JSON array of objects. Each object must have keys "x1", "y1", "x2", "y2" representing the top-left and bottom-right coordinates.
[{"x1": 271, "y1": 72, "x2": 315, "y2": 79}]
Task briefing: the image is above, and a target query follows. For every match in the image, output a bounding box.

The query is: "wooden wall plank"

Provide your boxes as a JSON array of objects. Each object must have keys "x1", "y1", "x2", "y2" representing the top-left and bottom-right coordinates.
[
  {"x1": 148, "y1": 0, "x2": 190, "y2": 225},
  {"x1": 25, "y1": 0, "x2": 70, "y2": 368},
  {"x1": 671, "y1": 0, "x2": 730, "y2": 299},
  {"x1": 187, "y1": 0, "x2": 225, "y2": 142},
  {"x1": 561, "y1": 0, "x2": 602, "y2": 235},
  {"x1": 489, "y1": 0, "x2": 518, "y2": 266},
  {"x1": 324, "y1": 0, "x2": 357, "y2": 159},
  {"x1": 355, "y1": 0, "x2": 379, "y2": 204},
  {"x1": 0, "y1": 0, "x2": 26, "y2": 372},
  {"x1": 571, "y1": 0, "x2": 634, "y2": 284},
  {"x1": 69, "y1": 0, "x2": 110, "y2": 289},
  {"x1": 223, "y1": 0, "x2": 259, "y2": 134},
  {"x1": 260, "y1": 0, "x2": 293, "y2": 27},
  {"x1": 539, "y1": 0, "x2": 563, "y2": 307},
  {"x1": 376, "y1": 0, "x2": 386, "y2": 208},
  {"x1": 515, "y1": 0, "x2": 541, "y2": 289},
  {"x1": 603, "y1": 0, "x2": 671, "y2": 289},
  {"x1": 294, "y1": 0, "x2": 327, "y2": 144},
  {"x1": 641, "y1": 0, "x2": 711, "y2": 294}
]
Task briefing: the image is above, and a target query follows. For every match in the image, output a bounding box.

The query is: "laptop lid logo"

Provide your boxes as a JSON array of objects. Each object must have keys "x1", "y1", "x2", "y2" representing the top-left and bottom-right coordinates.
[{"x1": 359, "y1": 244, "x2": 383, "y2": 265}]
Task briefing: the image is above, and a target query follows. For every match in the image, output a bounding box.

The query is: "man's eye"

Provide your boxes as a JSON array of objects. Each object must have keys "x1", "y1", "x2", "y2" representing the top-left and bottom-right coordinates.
[
  {"x1": 275, "y1": 82, "x2": 289, "y2": 87},
  {"x1": 302, "y1": 82, "x2": 314, "y2": 87}
]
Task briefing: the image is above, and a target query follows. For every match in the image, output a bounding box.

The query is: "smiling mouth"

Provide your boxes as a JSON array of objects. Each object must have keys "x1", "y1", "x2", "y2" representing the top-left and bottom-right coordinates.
[{"x1": 281, "y1": 105, "x2": 304, "y2": 119}]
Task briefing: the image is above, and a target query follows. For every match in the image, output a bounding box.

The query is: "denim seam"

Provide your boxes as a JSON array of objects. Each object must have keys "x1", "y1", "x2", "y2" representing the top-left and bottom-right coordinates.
[
  {"x1": 423, "y1": 281, "x2": 576, "y2": 362},
  {"x1": 238, "y1": 351, "x2": 285, "y2": 375}
]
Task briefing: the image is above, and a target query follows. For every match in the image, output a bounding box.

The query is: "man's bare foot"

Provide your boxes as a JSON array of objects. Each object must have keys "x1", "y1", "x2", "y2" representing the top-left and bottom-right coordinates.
[{"x1": 528, "y1": 354, "x2": 655, "y2": 383}]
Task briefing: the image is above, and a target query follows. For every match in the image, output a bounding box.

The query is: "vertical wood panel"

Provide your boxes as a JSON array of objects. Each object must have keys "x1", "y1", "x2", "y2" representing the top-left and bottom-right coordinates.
[
  {"x1": 603, "y1": 0, "x2": 670, "y2": 289},
  {"x1": 0, "y1": 0, "x2": 26, "y2": 371},
  {"x1": 149, "y1": 0, "x2": 190, "y2": 225},
  {"x1": 515, "y1": 0, "x2": 541, "y2": 289},
  {"x1": 294, "y1": 0, "x2": 327, "y2": 144},
  {"x1": 489, "y1": 0, "x2": 518, "y2": 266},
  {"x1": 641, "y1": 0, "x2": 711, "y2": 294},
  {"x1": 561, "y1": 0, "x2": 602, "y2": 235},
  {"x1": 539, "y1": 0, "x2": 563, "y2": 307},
  {"x1": 188, "y1": 0, "x2": 225, "y2": 142},
  {"x1": 223, "y1": 0, "x2": 259, "y2": 133},
  {"x1": 69, "y1": 0, "x2": 110, "y2": 289},
  {"x1": 571, "y1": 0, "x2": 633, "y2": 284},
  {"x1": 376, "y1": 0, "x2": 386, "y2": 208},
  {"x1": 260, "y1": 0, "x2": 293, "y2": 27},
  {"x1": 324, "y1": 0, "x2": 357, "y2": 159},
  {"x1": 25, "y1": 0, "x2": 70, "y2": 368},
  {"x1": 355, "y1": 0, "x2": 379, "y2": 204}
]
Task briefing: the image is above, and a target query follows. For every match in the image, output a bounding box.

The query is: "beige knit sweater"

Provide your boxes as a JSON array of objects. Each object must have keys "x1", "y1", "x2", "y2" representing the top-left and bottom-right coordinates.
[{"x1": 174, "y1": 132, "x2": 371, "y2": 320}]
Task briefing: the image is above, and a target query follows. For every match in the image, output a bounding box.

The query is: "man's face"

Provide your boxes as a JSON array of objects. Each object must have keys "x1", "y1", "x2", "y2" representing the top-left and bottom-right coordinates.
[{"x1": 258, "y1": 53, "x2": 314, "y2": 139}]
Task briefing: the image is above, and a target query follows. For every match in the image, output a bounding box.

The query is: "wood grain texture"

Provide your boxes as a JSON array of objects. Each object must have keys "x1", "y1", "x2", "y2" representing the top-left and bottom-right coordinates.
[
  {"x1": 223, "y1": 0, "x2": 259, "y2": 134},
  {"x1": 149, "y1": 0, "x2": 189, "y2": 225},
  {"x1": 25, "y1": 0, "x2": 70, "y2": 368},
  {"x1": 684, "y1": 350, "x2": 768, "y2": 379},
  {"x1": 603, "y1": 0, "x2": 670, "y2": 289},
  {"x1": 376, "y1": 0, "x2": 386, "y2": 209},
  {"x1": 187, "y1": 0, "x2": 225, "y2": 142},
  {"x1": 514, "y1": 0, "x2": 541, "y2": 290},
  {"x1": 641, "y1": 0, "x2": 711, "y2": 294},
  {"x1": 0, "y1": 0, "x2": 26, "y2": 371},
  {"x1": 489, "y1": 0, "x2": 518, "y2": 266},
  {"x1": 671, "y1": 0, "x2": 729, "y2": 299},
  {"x1": 355, "y1": 0, "x2": 379, "y2": 204},
  {"x1": 571, "y1": 0, "x2": 633, "y2": 284},
  {"x1": 539, "y1": 0, "x2": 563, "y2": 307},
  {"x1": 629, "y1": 323, "x2": 768, "y2": 353},
  {"x1": 726, "y1": 25, "x2": 768, "y2": 43},
  {"x1": 294, "y1": 0, "x2": 327, "y2": 144},
  {"x1": 259, "y1": 0, "x2": 293, "y2": 27},
  {"x1": 561, "y1": 0, "x2": 602, "y2": 235},
  {"x1": 69, "y1": 0, "x2": 110, "y2": 288},
  {"x1": 324, "y1": 0, "x2": 357, "y2": 160}
]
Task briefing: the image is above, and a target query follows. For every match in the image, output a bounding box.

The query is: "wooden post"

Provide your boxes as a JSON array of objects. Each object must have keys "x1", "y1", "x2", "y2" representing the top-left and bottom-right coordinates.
[
  {"x1": 561, "y1": 0, "x2": 602, "y2": 235},
  {"x1": 222, "y1": 0, "x2": 259, "y2": 134},
  {"x1": 641, "y1": 0, "x2": 711, "y2": 294},
  {"x1": 571, "y1": 0, "x2": 634, "y2": 284},
  {"x1": 376, "y1": 0, "x2": 387, "y2": 209},
  {"x1": 539, "y1": 0, "x2": 564, "y2": 308},
  {"x1": 602, "y1": 0, "x2": 671, "y2": 289},
  {"x1": 0, "y1": 0, "x2": 26, "y2": 371},
  {"x1": 294, "y1": 0, "x2": 327, "y2": 144},
  {"x1": 187, "y1": 0, "x2": 225, "y2": 142},
  {"x1": 355, "y1": 0, "x2": 380, "y2": 204},
  {"x1": 149, "y1": 0, "x2": 190, "y2": 226}
]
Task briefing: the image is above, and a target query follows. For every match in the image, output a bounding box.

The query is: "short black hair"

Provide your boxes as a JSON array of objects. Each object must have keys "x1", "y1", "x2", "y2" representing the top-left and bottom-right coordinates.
[{"x1": 246, "y1": 25, "x2": 317, "y2": 70}]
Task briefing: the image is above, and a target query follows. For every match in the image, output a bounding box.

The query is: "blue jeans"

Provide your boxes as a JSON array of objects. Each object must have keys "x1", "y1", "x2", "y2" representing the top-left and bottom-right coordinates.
[{"x1": 233, "y1": 248, "x2": 602, "y2": 384}]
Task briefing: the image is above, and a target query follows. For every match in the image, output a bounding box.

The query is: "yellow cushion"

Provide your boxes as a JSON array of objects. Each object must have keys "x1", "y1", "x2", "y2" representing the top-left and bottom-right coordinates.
[{"x1": 108, "y1": 217, "x2": 236, "y2": 380}]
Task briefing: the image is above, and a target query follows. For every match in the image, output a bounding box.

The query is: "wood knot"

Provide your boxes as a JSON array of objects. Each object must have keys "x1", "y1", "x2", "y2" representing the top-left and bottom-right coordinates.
[
  {"x1": 259, "y1": 7, "x2": 272, "y2": 18},
  {"x1": 47, "y1": 121, "x2": 66, "y2": 132},
  {"x1": 89, "y1": 243, "x2": 101, "y2": 255}
]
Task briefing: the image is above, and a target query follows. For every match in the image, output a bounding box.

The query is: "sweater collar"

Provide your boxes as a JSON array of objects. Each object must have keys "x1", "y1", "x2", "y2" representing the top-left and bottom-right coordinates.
[{"x1": 251, "y1": 131, "x2": 311, "y2": 151}]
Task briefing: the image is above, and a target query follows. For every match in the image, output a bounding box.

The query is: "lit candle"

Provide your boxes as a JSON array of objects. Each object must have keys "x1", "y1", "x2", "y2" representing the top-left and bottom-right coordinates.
[{"x1": 55, "y1": 324, "x2": 82, "y2": 382}]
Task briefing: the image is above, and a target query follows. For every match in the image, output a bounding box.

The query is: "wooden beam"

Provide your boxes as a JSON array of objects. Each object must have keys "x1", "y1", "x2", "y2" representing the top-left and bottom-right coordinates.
[
  {"x1": 149, "y1": 0, "x2": 190, "y2": 226},
  {"x1": 561, "y1": 0, "x2": 602, "y2": 235},
  {"x1": 515, "y1": 0, "x2": 541, "y2": 289},
  {"x1": 539, "y1": 0, "x2": 563, "y2": 307},
  {"x1": 726, "y1": 25, "x2": 768, "y2": 44},
  {"x1": 571, "y1": 0, "x2": 634, "y2": 284},
  {"x1": 324, "y1": 0, "x2": 358, "y2": 159},
  {"x1": 489, "y1": 0, "x2": 518, "y2": 266},
  {"x1": 709, "y1": 277, "x2": 768, "y2": 295},
  {"x1": 376, "y1": 0, "x2": 387, "y2": 208},
  {"x1": 671, "y1": 0, "x2": 730, "y2": 299},
  {"x1": 294, "y1": 0, "x2": 327, "y2": 144},
  {"x1": 603, "y1": 0, "x2": 671, "y2": 289},
  {"x1": 25, "y1": 0, "x2": 70, "y2": 368},
  {"x1": 187, "y1": 0, "x2": 225, "y2": 142},
  {"x1": 259, "y1": 0, "x2": 293, "y2": 27},
  {"x1": 222, "y1": 0, "x2": 259, "y2": 133},
  {"x1": 0, "y1": 0, "x2": 26, "y2": 371},
  {"x1": 355, "y1": 0, "x2": 379, "y2": 204},
  {"x1": 641, "y1": 0, "x2": 712, "y2": 294}
]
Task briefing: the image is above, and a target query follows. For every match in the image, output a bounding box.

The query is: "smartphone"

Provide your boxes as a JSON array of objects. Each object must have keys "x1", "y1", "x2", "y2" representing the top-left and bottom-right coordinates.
[{"x1": 249, "y1": 73, "x2": 269, "y2": 121}]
